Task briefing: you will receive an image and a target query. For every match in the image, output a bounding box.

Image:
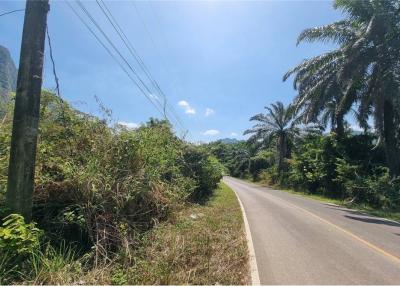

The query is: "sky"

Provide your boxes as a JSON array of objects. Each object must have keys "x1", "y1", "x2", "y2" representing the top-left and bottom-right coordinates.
[{"x1": 1, "y1": 0, "x2": 343, "y2": 142}]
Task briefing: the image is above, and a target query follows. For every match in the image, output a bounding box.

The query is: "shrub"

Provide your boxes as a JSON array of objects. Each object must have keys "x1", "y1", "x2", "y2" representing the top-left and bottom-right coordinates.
[
  {"x1": 335, "y1": 162, "x2": 400, "y2": 208},
  {"x1": 249, "y1": 150, "x2": 273, "y2": 181},
  {"x1": 0, "y1": 214, "x2": 42, "y2": 257},
  {"x1": 288, "y1": 135, "x2": 338, "y2": 195},
  {"x1": 181, "y1": 146, "x2": 224, "y2": 202},
  {"x1": 0, "y1": 91, "x2": 225, "y2": 282},
  {"x1": 0, "y1": 214, "x2": 43, "y2": 283}
]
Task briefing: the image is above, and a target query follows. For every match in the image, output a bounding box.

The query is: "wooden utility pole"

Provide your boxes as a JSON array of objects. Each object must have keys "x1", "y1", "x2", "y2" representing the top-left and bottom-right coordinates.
[{"x1": 6, "y1": 0, "x2": 50, "y2": 221}]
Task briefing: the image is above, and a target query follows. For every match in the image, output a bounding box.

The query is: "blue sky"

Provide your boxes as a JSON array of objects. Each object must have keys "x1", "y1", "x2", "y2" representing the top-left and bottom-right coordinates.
[{"x1": 1, "y1": 0, "x2": 342, "y2": 142}]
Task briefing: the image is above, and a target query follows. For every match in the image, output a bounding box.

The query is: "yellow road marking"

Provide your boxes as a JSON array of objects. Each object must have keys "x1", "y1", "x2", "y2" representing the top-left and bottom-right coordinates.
[
  {"x1": 230, "y1": 178, "x2": 400, "y2": 265},
  {"x1": 276, "y1": 195, "x2": 400, "y2": 264}
]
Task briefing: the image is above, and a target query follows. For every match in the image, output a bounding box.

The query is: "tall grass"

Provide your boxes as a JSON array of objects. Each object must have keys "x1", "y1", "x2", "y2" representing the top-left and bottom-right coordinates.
[
  {"x1": 0, "y1": 92, "x2": 225, "y2": 283},
  {"x1": 27, "y1": 242, "x2": 81, "y2": 284}
]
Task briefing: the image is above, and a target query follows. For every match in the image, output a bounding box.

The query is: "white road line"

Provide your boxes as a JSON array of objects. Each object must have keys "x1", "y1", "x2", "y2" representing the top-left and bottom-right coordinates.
[{"x1": 232, "y1": 185, "x2": 261, "y2": 285}]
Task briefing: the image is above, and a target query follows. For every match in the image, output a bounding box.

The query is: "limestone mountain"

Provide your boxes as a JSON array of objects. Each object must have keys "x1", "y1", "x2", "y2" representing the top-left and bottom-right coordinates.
[{"x1": 0, "y1": 45, "x2": 17, "y2": 102}]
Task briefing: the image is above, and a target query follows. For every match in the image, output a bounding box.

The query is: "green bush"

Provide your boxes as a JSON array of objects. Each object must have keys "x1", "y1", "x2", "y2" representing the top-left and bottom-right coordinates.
[
  {"x1": 0, "y1": 214, "x2": 43, "y2": 283},
  {"x1": 288, "y1": 135, "x2": 339, "y2": 195},
  {"x1": 181, "y1": 146, "x2": 224, "y2": 201},
  {"x1": 335, "y1": 162, "x2": 400, "y2": 208},
  {"x1": 285, "y1": 133, "x2": 399, "y2": 207},
  {"x1": 249, "y1": 150, "x2": 273, "y2": 181},
  {"x1": 207, "y1": 140, "x2": 251, "y2": 178},
  {"x1": 0, "y1": 92, "x2": 225, "y2": 282},
  {"x1": 0, "y1": 214, "x2": 42, "y2": 256}
]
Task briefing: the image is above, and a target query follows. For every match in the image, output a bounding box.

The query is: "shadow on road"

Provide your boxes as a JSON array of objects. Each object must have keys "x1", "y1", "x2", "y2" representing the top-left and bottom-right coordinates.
[
  {"x1": 321, "y1": 204, "x2": 400, "y2": 228},
  {"x1": 344, "y1": 215, "x2": 400, "y2": 227}
]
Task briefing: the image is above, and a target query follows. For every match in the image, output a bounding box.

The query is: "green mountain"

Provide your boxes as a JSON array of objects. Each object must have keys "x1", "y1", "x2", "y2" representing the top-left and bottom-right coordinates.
[
  {"x1": 218, "y1": 138, "x2": 241, "y2": 144},
  {"x1": 0, "y1": 45, "x2": 17, "y2": 102}
]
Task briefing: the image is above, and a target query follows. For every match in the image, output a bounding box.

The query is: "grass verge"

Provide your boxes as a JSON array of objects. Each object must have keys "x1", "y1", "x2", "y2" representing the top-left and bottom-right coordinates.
[
  {"x1": 124, "y1": 182, "x2": 249, "y2": 284},
  {"x1": 2, "y1": 183, "x2": 249, "y2": 284},
  {"x1": 251, "y1": 180, "x2": 400, "y2": 223}
]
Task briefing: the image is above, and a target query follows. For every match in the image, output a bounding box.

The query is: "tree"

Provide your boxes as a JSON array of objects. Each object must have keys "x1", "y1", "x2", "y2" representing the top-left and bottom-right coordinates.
[
  {"x1": 285, "y1": 0, "x2": 400, "y2": 176},
  {"x1": 283, "y1": 52, "x2": 350, "y2": 136},
  {"x1": 244, "y1": 102, "x2": 301, "y2": 173},
  {"x1": 231, "y1": 147, "x2": 250, "y2": 178}
]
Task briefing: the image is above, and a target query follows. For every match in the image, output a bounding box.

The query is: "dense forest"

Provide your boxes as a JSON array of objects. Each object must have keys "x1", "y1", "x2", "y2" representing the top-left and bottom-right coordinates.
[
  {"x1": 0, "y1": 92, "x2": 224, "y2": 283},
  {"x1": 210, "y1": 0, "x2": 400, "y2": 211}
]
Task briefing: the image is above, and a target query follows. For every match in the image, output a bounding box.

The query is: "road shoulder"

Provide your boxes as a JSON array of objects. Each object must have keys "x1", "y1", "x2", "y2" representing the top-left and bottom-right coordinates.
[
  {"x1": 231, "y1": 180, "x2": 261, "y2": 285},
  {"x1": 126, "y1": 182, "x2": 250, "y2": 284}
]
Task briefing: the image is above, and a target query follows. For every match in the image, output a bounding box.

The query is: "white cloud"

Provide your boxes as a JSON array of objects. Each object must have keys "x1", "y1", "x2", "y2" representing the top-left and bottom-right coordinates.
[
  {"x1": 118, "y1": 121, "x2": 139, "y2": 129},
  {"x1": 350, "y1": 124, "x2": 363, "y2": 132},
  {"x1": 205, "y1": 107, "x2": 215, "y2": 117},
  {"x1": 178, "y1": 100, "x2": 196, "y2": 115},
  {"x1": 230, "y1": 132, "x2": 238, "y2": 137},
  {"x1": 203, "y1": 129, "x2": 220, "y2": 136}
]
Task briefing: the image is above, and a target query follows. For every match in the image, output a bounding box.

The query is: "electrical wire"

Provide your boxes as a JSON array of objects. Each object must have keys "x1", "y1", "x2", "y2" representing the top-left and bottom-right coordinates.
[
  {"x1": 66, "y1": 1, "x2": 165, "y2": 116},
  {"x1": 130, "y1": 1, "x2": 189, "y2": 136},
  {"x1": 0, "y1": 9, "x2": 24, "y2": 17},
  {"x1": 97, "y1": 0, "x2": 186, "y2": 132}
]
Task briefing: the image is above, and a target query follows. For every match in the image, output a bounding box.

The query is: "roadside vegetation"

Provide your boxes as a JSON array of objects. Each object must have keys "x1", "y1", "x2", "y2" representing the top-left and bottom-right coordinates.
[
  {"x1": 0, "y1": 92, "x2": 227, "y2": 284},
  {"x1": 127, "y1": 183, "x2": 248, "y2": 285},
  {"x1": 210, "y1": 0, "x2": 400, "y2": 220},
  {"x1": 2, "y1": 0, "x2": 400, "y2": 283}
]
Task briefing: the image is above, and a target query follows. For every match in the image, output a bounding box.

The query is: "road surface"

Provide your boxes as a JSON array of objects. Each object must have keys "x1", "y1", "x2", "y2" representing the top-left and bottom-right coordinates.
[{"x1": 223, "y1": 176, "x2": 400, "y2": 285}]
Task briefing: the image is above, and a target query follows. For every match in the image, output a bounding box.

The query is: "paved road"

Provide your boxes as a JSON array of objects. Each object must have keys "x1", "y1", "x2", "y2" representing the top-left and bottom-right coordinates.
[{"x1": 223, "y1": 176, "x2": 400, "y2": 285}]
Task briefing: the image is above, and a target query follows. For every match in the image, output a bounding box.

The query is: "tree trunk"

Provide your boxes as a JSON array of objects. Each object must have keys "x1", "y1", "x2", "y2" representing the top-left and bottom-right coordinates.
[
  {"x1": 335, "y1": 113, "x2": 344, "y2": 138},
  {"x1": 276, "y1": 134, "x2": 287, "y2": 173},
  {"x1": 5, "y1": 0, "x2": 50, "y2": 221},
  {"x1": 330, "y1": 113, "x2": 336, "y2": 133},
  {"x1": 383, "y1": 98, "x2": 400, "y2": 177}
]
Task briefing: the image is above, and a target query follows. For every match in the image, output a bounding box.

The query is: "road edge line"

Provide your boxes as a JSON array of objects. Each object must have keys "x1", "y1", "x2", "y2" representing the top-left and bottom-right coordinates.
[{"x1": 233, "y1": 189, "x2": 261, "y2": 285}]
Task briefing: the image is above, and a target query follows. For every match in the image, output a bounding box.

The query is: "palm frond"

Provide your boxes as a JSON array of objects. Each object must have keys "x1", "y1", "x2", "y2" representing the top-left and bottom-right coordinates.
[{"x1": 297, "y1": 20, "x2": 356, "y2": 45}]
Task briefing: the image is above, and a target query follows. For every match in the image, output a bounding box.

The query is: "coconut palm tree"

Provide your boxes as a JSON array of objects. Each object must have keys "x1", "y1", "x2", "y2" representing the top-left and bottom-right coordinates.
[
  {"x1": 285, "y1": 0, "x2": 400, "y2": 176},
  {"x1": 244, "y1": 101, "x2": 302, "y2": 173}
]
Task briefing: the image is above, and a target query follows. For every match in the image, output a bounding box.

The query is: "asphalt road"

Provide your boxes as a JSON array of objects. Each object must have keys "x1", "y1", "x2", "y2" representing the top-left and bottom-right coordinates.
[{"x1": 223, "y1": 176, "x2": 400, "y2": 285}]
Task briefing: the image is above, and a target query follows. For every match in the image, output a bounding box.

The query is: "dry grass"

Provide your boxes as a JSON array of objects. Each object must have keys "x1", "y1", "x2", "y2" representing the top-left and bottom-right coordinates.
[
  {"x1": 126, "y1": 182, "x2": 249, "y2": 285},
  {"x1": 7, "y1": 183, "x2": 249, "y2": 285}
]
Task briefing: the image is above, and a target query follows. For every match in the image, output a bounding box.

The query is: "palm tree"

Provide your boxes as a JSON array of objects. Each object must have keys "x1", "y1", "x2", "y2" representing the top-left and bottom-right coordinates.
[
  {"x1": 284, "y1": 67, "x2": 348, "y2": 135},
  {"x1": 283, "y1": 19, "x2": 359, "y2": 136},
  {"x1": 244, "y1": 102, "x2": 301, "y2": 173},
  {"x1": 285, "y1": 0, "x2": 400, "y2": 176}
]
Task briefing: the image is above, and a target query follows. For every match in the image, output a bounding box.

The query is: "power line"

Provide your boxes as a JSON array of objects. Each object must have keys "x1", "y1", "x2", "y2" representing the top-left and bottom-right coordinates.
[
  {"x1": 66, "y1": 1, "x2": 165, "y2": 116},
  {"x1": 141, "y1": 2, "x2": 189, "y2": 135},
  {"x1": 76, "y1": 0, "x2": 179, "y2": 125},
  {"x1": 99, "y1": 0, "x2": 186, "y2": 133},
  {"x1": 0, "y1": 9, "x2": 24, "y2": 17},
  {"x1": 94, "y1": 0, "x2": 166, "y2": 116},
  {"x1": 130, "y1": 1, "x2": 188, "y2": 135},
  {"x1": 46, "y1": 27, "x2": 61, "y2": 99},
  {"x1": 72, "y1": 1, "x2": 165, "y2": 116},
  {"x1": 46, "y1": 25, "x2": 72, "y2": 129},
  {"x1": 97, "y1": 0, "x2": 187, "y2": 133},
  {"x1": 76, "y1": 1, "x2": 151, "y2": 94},
  {"x1": 67, "y1": 1, "x2": 189, "y2": 137}
]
